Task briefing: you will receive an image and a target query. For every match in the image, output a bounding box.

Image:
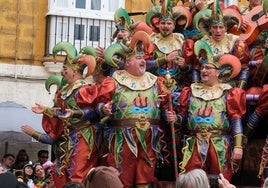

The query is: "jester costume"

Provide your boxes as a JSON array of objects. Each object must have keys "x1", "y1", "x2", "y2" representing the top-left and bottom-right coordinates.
[
  {"x1": 177, "y1": 83, "x2": 246, "y2": 180},
  {"x1": 242, "y1": 85, "x2": 268, "y2": 178},
  {"x1": 146, "y1": 0, "x2": 192, "y2": 92},
  {"x1": 31, "y1": 42, "x2": 102, "y2": 187},
  {"x1": 97, "y1": 70, "x2": 169, "y2": 187},
  {"x1": 42, "y1": 79, "x2": 102, "y2": 186},
  {"x1": 149, "y1": 31, "x2": 186, "y2": 81}
]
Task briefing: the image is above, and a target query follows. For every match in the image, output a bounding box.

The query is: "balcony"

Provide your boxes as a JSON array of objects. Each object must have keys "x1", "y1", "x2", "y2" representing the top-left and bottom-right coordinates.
[
  {"x1": 43, "y1": 14, "x2": 115, "y2": 73},
  {"x1": 45, "y1": 15, "x2": 115, "y2": 56}
]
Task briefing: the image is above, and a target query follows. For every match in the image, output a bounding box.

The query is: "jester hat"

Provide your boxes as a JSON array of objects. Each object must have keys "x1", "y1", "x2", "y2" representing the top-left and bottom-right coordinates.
[
  {"x1": 210, "y1": 0, "x2": 242, "y2": 29},
  {"x1": 210, "y1": 0, "x2": 224, "y2": 25},
  {"x1": 104, "y1": 31, "x2": 151, "y2": 68},
  {"x1": 172, "y1": 5, "x2": 193, "y2": 29},
  {"x1": 193, "y1": 5, "x2": 242, "y2": 36},
  {"x1": 114, "y1": 8, "x2": 131, "y2": 31},
  {"x1": 146, "y1": 5, "x2": 161, "y2": 32},
  {"x1": 194, "y1": 40, "x2": 241, "y2": 79},
  {"x1": 194, "y1": 40, "x2": 217, "y2": 68},
  {"x1": 45, "y1": 75, "x2": 65, "y2": 94},
  {"x1": 53, "y1": 42, "x2": 96, "y2": 77},
  {"x1": 160, "y1": 0, "x2": 174, "y2": 21}
]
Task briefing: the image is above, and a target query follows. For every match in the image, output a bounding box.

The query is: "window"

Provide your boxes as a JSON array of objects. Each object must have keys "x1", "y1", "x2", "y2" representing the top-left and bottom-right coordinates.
[
  {"x1": 108, "y1": 1, "x2": 119, "y2": 12},
  {"x1": 74, "y1": 24, "x2": 85, "y2": 40},
  {"x1": 46, "y1": 0, "x2": 123, "y2": 54},
  {"x1": 56, "y1": 0, "x2": 68, "y2": 8},
  {"x1": 76, "y1": 0, "x2": 86, "y2": 9},
  {"x1": 57, "y1": 21, "x2": 68, "y2": 41},
  {"x1": 89, "y1": 26, "x2": 100, "y2": 41},
  {"x1": 91, "y1": 0, "x2": 101, "y2": 10}
]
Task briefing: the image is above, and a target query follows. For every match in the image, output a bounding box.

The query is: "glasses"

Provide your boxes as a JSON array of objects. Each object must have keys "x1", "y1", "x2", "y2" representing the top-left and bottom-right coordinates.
[
  {"x1": 40, "y1": 156, "x2": 48, "y2": 159},
  {"x1": 199, "y1": 65, "x2": 218, "y2": 71}
]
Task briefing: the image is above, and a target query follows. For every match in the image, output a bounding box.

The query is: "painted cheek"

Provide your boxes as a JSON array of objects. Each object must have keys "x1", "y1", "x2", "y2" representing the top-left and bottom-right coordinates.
[
  {"x1": 206, "y1": 70, "x2": 213, "y2": 74},
  {"x1": 202, "y1": 69, "x2": 211, "y2": 74},
  {"x1": 62, "y1": 71, "x2": 68, "y2": 76}
]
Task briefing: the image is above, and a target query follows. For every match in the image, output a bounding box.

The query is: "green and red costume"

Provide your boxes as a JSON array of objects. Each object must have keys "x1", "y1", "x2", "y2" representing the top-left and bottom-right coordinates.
[
  {"x1": 177, "y1": 83, "x2": 246, "y2": 180},
  {"x1": 97, "y1": 70, "x2": 169, "y2": 187}
]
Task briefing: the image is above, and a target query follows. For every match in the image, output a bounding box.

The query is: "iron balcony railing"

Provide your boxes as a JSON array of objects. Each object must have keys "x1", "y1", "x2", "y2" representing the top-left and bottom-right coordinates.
[{"x1": 45, "y1": 15, "x2": 116, "y2": 56}]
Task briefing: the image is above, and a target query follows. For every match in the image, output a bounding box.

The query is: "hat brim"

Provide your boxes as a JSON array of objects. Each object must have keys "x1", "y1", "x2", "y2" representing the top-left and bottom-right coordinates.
[{"x1": 219, "y1": 54, "x2": 241, "y2": 80}]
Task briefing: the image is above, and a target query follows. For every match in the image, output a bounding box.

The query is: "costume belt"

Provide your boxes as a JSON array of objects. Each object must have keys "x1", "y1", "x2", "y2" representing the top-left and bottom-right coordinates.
[
  {"x1": 188, "y1": 129, "x2": 229, "y2": 138},
  {"x1": 67, "y1": 120, "x2": 94, "y2": 132},
  {"x1": 110, "y1": 118, "x2": 160, "y2": 128}
]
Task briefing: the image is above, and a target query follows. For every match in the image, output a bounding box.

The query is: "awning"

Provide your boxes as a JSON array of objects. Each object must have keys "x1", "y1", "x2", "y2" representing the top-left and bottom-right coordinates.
[{"x1": 0, "y1": 101, "x2": 43, "y2": 142}]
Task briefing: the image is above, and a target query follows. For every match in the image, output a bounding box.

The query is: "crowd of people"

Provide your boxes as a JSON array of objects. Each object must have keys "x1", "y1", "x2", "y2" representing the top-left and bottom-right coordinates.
[
  {"x1": 2, "y1": 0, "x2": 268, "y2": 187},
  {"x1": 0, "y1": 149, "x2": 124, "y2": 188},
  {"x1": 0, "y1": 149, "x2": 54, "y2": 188}
]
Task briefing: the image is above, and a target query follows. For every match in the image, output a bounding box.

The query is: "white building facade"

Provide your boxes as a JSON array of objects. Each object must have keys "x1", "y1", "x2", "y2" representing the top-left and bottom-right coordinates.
[{"x1": 0, "y1": 0, "x2": 124, "y2": 109}]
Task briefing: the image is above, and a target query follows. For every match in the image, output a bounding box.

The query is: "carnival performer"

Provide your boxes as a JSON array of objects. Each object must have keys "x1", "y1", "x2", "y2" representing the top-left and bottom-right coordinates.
[
  {"x1": 243, "y1": 84, "x2": 268, "y2": 179},
  {"x1": 97, "y1": 7, "x2": 153, "y2": 76},
  {"x1": 199, "y1": 0, "x2": 250, "y2": 89},
  {"x1": 166, "y1": 40, "x2": 246, "y2": 181},
  {"x1": 97, "y1": 30, "x2": 170, "y2": 187},
  {"x1": 147, "y1": 0, "x2": 192, "y2": 91},
  {"x1": 21, "y1": 74, "x2": 65, "y2": 146},
  {"x1": 240, "y1": 0, "x2": 262, "y2": 14},
  {"x1": 241, "y1": 0, "x2": 268, "y2": 88},
  {"x1": 30, "y1": 42, "x2": 102, "y2": 187}
]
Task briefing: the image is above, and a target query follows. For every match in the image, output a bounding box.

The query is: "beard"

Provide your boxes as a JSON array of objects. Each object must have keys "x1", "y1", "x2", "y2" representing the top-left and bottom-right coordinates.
[
  {"x1": 139, "y1": 67, "x2": 146, "y2": 75},
  {"x1": 161, "y1": 31, "x2": 170, "y2": 38}
]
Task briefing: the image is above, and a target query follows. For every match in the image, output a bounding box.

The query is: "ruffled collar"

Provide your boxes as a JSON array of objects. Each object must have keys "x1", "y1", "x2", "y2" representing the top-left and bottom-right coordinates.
[
  {"x1": 201, "y1": 34, "x2": 238, "y2": 55},
  {"x1": 191, "y1": 83, "x2": 232, "y2": 100},
  {"x1": 61, "y1": 79, "x2": 87, "y2": 99},
  {"x1": 113, "y1": 70, "x2": 157, "y2": 90},
  {"x1": 150, "y1": 33, "x2": 184, "y2": 54}
]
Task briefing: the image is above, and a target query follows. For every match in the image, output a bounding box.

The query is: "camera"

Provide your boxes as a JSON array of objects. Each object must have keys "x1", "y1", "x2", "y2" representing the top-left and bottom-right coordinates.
[{"x1": 208, "y1": 174, "x2": 220, "y2": 188}]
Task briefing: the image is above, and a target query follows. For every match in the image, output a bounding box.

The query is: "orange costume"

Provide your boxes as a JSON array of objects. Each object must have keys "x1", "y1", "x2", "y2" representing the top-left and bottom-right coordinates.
[{"x1": 39, "y1": 42, "x2": 101, "y2": 187}]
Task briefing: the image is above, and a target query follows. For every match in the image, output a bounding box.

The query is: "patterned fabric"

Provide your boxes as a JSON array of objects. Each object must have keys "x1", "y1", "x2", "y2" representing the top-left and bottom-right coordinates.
[
  {"x1": 201, "y1": 34, "x2": 238, "y2": 56},
  {"x1": 42, "y1": 79, "x2": 101, "y2": 185},
  {"x1": 177, "y1": 84, "x2": 246, "y2": 178},
  {"x1": 110, "y1": 70, "x2": 162, "y2": 166}
]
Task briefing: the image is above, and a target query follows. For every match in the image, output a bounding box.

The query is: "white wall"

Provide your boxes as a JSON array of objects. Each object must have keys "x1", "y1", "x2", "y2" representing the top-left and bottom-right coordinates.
[{"x1": 0, "y1": 63, "x2": 54, "y2": 109}]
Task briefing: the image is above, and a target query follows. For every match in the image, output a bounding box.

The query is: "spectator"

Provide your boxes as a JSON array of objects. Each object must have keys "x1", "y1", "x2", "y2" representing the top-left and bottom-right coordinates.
[
  {"x1": 15, "y1": 170, "x2": 24, "y2": 182},
  {"x1": 13, "y1": 149, "x2": 30, "y2": 170},
  {"x1": 0, "y1": 153, "x2": 15, "y2": 173},
  {"x1": 37, "y1": 150, "x2": 49, "y2": 165},
  {"x1": 23, "y1": 161, "x2": 34, "y2": 188},
  {"x1": 0, "y1": 172, "x2": 29, "y2": 188},
  {"x1": 42, "y1": 160, "x2": 54, "y2": 184},
  {"x1": 264, "y1": 177, "x2": 268, "y2": 188},
  {"x1": 0, "y1": 166, "x2": 4, "y2": 174},
  {"x1": 0, "y1": 172, "x2": 20, "y2": 188},
  {"x1": 176, "y1": 169, "x2": 210, "y2": 188},
  {"x1": 218, "y1": 173, "x2": 236, "y2": 188},
  {"x1": 83, "y1": 166, "x2": 123, "y2": 188},
  {"x1": 63, "y1": 181, "x2": 85, "y2": 188},
  {"x1": 33, "y1": 163, "x2": 55, "y2": 188}
]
